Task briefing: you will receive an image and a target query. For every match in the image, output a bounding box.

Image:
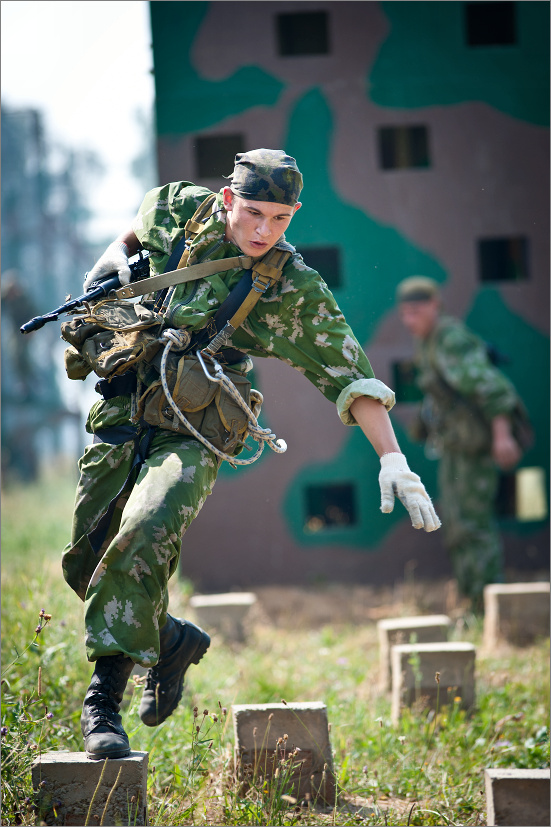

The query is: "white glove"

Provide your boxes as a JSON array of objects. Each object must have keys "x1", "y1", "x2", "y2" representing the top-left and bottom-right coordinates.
[
  {"x1": 379, "y1": 452, "x2": 441, "y2": 532},
  {"x1": 83, "y1": 241, "x2": 131, "y2": 291}
]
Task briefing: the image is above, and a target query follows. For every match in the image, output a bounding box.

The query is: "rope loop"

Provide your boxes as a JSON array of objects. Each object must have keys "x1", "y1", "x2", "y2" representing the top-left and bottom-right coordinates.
[
  {"x1": 161, "y1": 328, "x2": 191, "y2": 350},
  {"x1": 158, "y1": 331, "x2": 287, "y2": 466}
]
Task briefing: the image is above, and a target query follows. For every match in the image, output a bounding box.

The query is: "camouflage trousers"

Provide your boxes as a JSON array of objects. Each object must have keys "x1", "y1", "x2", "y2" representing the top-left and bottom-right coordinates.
[
  {"x1": 438, "y1": 451, "x2": 503, "y2": 604},
  {"x1": 62, "y1": 429, "x2": 219, "y2": 667}
]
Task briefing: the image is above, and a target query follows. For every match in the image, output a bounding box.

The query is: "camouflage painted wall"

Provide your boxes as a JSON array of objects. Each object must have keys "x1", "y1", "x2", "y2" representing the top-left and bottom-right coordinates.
[{"x1": 149, "y1": 1, "x2": 549, "y2": 590}]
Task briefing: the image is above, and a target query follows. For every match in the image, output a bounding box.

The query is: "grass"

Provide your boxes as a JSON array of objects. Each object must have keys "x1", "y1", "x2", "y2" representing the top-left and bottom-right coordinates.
[{"x1": 1, "y1": 470, "x2": 549, "y2": 826}]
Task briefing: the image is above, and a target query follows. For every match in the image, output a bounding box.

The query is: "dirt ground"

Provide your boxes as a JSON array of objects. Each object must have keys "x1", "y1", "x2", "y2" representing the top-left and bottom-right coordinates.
[
  {"x1": 167, "y1": 577, "x2": 471, "y2": 632},
  {"x1": 248, "y1": 578, "x2": 468, "y2": 629},
  {"x1": 173, "y1": 569, "x2": 549, "y2": 631}
]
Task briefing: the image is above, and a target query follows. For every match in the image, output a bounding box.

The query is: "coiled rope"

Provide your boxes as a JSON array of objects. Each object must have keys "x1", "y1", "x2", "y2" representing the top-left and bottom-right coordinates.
[{"x1": 159, "y1": 329, "x2": 287, "y2": 466}]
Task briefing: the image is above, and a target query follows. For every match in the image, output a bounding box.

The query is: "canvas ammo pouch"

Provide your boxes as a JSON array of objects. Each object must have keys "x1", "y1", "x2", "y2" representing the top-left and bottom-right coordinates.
[
  {"x1": 61, "y1": 300, "x2": 164, "y2": 380},
  {"x1": 60, "y1": 296, "x2": 253, "y2": 455},
  {"x1": 134, "y1": 348, "x2": 253, "y2": 455}
]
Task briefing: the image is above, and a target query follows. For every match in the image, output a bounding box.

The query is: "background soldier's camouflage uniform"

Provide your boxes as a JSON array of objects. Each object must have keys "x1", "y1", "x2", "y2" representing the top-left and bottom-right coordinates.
[
  {"x1": 63, "y1": 180, "x2": 395, "y2": 665},
  {"x1": 413, "y1": 314, "x2": 521, "y2": 604}
]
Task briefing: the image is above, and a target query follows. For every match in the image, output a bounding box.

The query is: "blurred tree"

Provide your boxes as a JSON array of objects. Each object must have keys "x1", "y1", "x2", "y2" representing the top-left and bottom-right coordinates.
[
  {"x1": 130, "y1": 105, "x2": 158, "y2": 192},
  {"x1": 1, "y1": 106, "x2": 101, "y2": 483}
]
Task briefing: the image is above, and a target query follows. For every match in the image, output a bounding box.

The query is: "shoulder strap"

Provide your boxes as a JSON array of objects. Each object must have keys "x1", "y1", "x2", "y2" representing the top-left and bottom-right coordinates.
[
  {"x1": 199, "y1": 247, "x2": 292, "y2": 357},
  {"x1": 181, "y1": 193, "x2": 217, "y2": 254},
  {"x1": 177, "y1": 193, "x2": 218, "y2": 268},
  {"x1": 227, "y1": 247, "x2": 291, "y2": 331},
  {"x1": 116, "y1": 254, "x2": 255, "y2": 300}
]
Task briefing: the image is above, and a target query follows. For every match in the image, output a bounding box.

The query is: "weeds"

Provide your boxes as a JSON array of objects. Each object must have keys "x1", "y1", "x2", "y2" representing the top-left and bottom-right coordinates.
[
  {"x1": 2, "y1": 473, "x2": 549, "y2": 825},
  {"x1": 1, "y1": 612, "x2": 55, "y2": 824}
]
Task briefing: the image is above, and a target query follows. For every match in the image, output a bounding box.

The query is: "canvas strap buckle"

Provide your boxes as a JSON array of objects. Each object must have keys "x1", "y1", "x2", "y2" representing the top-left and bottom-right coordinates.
[{"x1": 252, "y1": 272, "x2": 272, "y2": 293}]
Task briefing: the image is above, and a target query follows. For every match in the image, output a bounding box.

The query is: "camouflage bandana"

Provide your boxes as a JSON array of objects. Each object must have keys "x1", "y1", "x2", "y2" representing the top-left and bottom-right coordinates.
[{"x1": 228, "y1": 149, "x2": 303, "y2": 206}]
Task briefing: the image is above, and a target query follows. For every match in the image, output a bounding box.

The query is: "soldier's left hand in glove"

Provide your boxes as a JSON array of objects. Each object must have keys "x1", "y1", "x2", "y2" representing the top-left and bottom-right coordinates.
[
  {"x1": 83, "y1": 241, "x2": 131, "y2": 291},
  {"x1": 379, "y1": 452, "x2": 441, "y2": 532}
]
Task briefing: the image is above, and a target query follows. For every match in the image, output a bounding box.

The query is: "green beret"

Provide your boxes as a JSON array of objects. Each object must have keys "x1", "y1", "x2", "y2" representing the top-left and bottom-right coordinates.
[
  {"x1": 228, "y1": 149, "x2": 303, "y2": 206},
  {"x1": 396, "y1": 276, "x2": 441, "y2": 303}
]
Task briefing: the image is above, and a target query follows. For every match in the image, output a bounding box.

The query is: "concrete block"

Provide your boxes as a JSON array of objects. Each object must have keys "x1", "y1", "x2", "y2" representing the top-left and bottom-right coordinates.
[
  {"x1": 483, "y1": 582, "x2": 550, "y2": 647},
  {"x1": 190, "y1": 592, "x2": 257, "y2": 642},
  {"x1": 485, "y1": 768, "x2": 550, "y2": 826},
  {"x1": 377, "y1": 614, "x2": 452, "y2": 691},
  {"x1": 232, "y1": 702, "x2": 335, "y2": 805},
  {"x1": 31, "y1": 751, "x2": 148, "y2": 826},
  {"x1": 391, "y1": 642, "x2": 476, "y2": 724}
]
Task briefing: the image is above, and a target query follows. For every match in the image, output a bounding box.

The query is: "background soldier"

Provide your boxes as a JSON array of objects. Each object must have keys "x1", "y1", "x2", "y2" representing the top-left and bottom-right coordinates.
[
  {"x1": 64, "y1": 151, "x2": 440, "y2": 760},
  {"x1": 397, "y1": 276, "x2": 527, "y2": 610}
]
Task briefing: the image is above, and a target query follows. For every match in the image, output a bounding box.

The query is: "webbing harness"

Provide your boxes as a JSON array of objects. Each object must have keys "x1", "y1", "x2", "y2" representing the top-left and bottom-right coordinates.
[
  {"x1": 113, "y1": 193, "x2": 291, "y2": 362},
  {"x1": 151, "y1": 193, "x2": 292, "y2": 465},
  {"x1": 88, "y1": 195, "x2": 291, "y2": 552}
]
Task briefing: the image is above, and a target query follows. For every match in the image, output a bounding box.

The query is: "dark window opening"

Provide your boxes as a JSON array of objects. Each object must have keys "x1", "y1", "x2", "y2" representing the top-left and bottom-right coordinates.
[
  {"x1": 277, "y1": 11, "x2": 330, "y2": 56},
  {"x1": 378, "y1": 126, "x2": 430, "y2": 170},
  {"x1": 195, "y1": 134, "x2": 245, "y2": 178},
  {"x1": 392, "y1": 360, "x2": 423, "y2": 404},
  {"x1": 496, "y1": 472, "x2": 517, "y2": 518},
  {"x1": 298, "y1": 246, "x2": 342, "y2": 288},
  {"x1": 477, "y1": 237, "x2": 529, "y2": 282},
  {"x1": 304, "y1": 483, "x2": 357, "y2": 532},
  {"x1": 465, "y1": 2, "x2": 517, "y2": 47}
]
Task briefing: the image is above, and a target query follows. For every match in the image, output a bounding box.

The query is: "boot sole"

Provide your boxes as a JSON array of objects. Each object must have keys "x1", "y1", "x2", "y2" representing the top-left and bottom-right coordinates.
[{"x1": 85, "y1": 746, "x2": 131, "y2": 760}]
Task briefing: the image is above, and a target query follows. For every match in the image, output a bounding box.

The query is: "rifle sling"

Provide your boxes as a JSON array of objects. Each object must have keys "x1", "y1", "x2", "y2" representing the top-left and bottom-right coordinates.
[{"x1": 115, "y1": 254, "x2": 254, "y2": 299}]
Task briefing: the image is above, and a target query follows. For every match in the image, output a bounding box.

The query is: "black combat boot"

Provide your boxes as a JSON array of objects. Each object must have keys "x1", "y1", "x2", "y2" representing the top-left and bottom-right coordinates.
[
  {"x1": 139, "y1": 616, "x2": 210, "y2": 727},
  {"x1": 81, "y1": 654, "x2": 135, "y2": 760}
]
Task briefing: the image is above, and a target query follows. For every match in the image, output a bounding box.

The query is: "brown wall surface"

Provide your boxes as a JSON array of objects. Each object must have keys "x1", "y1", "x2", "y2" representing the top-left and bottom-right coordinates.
[{"x1": 151, "y1": 1, "x2": 550, "y2": 591}]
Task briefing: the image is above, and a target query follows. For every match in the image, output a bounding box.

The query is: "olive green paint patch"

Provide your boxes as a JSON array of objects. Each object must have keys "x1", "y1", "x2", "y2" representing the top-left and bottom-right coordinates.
[
  {"x1": 150, "y1": 2, "x2": 285, "y2": 135},
  {"x1": 370, "y1": 1, "x2": 550, "y2": 126}
]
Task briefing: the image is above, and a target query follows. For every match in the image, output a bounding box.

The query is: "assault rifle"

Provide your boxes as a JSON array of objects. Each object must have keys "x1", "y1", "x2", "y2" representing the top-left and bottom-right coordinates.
[{"x1": 20, "y1": 251, "x2": 151, "y2": 334}]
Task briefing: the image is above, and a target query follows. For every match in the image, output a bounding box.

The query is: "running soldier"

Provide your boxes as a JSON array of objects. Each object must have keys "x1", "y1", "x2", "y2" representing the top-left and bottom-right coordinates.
[{"x1": 64, "y1": 151, "x2": 440, "y2": 759}]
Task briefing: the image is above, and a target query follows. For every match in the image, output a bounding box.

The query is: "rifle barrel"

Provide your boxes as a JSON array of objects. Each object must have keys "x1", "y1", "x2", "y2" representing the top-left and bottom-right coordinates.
[{"x1": 20, "y1": 275, "x2": 122, "y2": 334}]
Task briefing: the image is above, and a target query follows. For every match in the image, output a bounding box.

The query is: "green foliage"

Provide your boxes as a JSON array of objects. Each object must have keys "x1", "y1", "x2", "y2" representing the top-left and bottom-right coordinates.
[{"x1": 1, "y1": 472, "x2": 549, "y2": 825}]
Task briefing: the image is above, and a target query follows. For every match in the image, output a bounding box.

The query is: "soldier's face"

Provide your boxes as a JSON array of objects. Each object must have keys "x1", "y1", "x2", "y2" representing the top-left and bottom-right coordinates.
[
  {"x1": 399, "y1": 298, "x2": 440, "y2": 339},
  {"x1": 223, "y1": 188, "x2": 301, "y2": 256}
]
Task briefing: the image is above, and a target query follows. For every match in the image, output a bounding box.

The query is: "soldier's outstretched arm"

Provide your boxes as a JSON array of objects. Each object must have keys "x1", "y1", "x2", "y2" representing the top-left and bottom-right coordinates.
[{"x1": 349, "y1": 396, "x2": 441, "y2": 532}]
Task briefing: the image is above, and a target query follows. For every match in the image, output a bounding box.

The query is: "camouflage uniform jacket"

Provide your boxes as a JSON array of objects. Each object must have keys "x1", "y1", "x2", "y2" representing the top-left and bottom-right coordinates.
[
  {"x1": 86, "y1": 182, "x2": 394, "y2": 435},
  {"x1": 414, "y1": 314, "x2": 520, "y2": 454}
]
